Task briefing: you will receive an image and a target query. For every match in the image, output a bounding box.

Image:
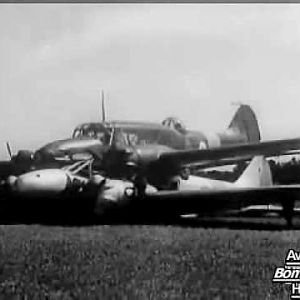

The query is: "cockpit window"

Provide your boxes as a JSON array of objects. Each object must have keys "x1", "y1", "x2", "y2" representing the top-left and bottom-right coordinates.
[
  {"x1": 72, "y1": 124, "x2": 111, "y2": 145},
  {"x1": 73, "y1": 129, "x2": 81, "y2": 138}
]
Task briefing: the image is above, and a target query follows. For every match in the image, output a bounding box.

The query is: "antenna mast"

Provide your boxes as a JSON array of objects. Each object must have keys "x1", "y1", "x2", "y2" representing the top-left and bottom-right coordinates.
[{"x1": 101, "y1": 90, "x2": 106, "y2": 122}]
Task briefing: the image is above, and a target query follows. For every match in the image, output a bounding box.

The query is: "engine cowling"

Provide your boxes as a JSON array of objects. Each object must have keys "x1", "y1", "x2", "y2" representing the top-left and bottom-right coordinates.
[
  {"x1": 94, "y1": 178, "x2": 157, "y2": 217},
  {"x1": 13, "y1": 150, "x2": 34, "y2": 164},
  {"x1": 94, "y1": 179, "x2": 135, "y2": 217}
]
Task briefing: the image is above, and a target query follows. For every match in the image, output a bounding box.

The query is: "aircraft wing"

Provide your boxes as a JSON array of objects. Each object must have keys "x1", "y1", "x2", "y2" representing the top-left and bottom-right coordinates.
[
  {"x1": 185, "y1": 151, "x2": 300, "y2": 170},
  {"x1": 139, "y1": 185, "x2": 300, "y2": 216},
  {"x1": 158, "y1": 137, "x2": 300, "y2": 168}
]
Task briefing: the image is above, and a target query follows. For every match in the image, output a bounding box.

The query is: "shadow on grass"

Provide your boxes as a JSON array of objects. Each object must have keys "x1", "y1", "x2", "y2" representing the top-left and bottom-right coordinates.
[
  {"x1": 109, "y1": 215, "x2": 298, "y2": 231},
  {"x1": 174, "y1": 216, "x2": 294, "y2": 231},
  {"x1": 0, "y1": 195, "x2": 296, "y2": 230},
  {"x1": 0, "y1": 213, "x2": 296, "y2": 231}
]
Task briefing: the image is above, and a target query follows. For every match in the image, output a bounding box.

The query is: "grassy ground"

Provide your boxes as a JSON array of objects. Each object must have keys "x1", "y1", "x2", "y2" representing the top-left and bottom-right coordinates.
[{"x1": 0, "y1": 221, "x2": 298, "y2": 299}]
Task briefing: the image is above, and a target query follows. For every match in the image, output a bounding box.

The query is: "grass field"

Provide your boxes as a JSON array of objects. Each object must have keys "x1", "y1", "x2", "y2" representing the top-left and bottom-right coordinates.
[{"x1": 0, "y1": 220, "x2": 298, "y2": 299}]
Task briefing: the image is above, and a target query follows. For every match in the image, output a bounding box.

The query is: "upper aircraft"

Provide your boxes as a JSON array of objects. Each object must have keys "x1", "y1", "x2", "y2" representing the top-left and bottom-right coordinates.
[{"x1": 34, "y1": 104, "x2": 261, "y2": 163}]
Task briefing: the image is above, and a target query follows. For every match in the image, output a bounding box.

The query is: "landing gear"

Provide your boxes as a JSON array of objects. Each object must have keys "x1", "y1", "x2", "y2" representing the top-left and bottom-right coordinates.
[
  {"x1": 282, "y1": 199, "x2": 295, "y2": 229},
  {"x1": 133, "y1": 175, "x2": 147, "y2": 198},
  {"x1": 125, "y1": 162, "x2": 148, "y2": 198},
  {"x1": 180, "y1": 167, "x2": 190, "y2": 180}
]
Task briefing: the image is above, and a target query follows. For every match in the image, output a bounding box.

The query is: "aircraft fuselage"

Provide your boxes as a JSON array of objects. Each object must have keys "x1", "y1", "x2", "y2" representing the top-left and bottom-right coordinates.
[{"x1": 35, "y1": 120, "x2": 252, "y2": 163}]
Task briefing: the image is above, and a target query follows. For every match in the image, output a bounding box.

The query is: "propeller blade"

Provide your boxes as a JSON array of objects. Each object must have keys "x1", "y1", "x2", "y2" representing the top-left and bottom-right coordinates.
[{"x1": 6, "y1": 142, "x2": 12, "y2": 159}]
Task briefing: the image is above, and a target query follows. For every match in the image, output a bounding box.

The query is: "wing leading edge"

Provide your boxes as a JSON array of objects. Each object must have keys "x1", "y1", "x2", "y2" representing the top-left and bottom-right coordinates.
[
  {"x1": 158, "y1": 137, "x2": 300, "y2": 168},
  {"x1": 140, "y1": 185, "x2": 300, "y2": 218}
]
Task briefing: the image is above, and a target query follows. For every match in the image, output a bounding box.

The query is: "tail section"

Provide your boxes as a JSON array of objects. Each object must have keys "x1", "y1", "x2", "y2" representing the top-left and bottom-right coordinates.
[
  {"x1": 228, "y1": 105, "x2": 261, "y2": 143},
  {"x1": 235, "y1": 156, "x2": 272, "y2": 188}
]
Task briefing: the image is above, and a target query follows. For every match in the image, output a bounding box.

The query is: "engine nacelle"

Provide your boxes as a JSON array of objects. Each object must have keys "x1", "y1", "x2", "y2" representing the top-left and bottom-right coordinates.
[
  {"x1": 14, "y1": 150, "x2": 34, "y2": 162},
  {"x1": 8, "y1": 169, "x2": 89, "y2": 197},
  {"x1": 9, "y1": 169, "x2": 70, "y2": 197}
]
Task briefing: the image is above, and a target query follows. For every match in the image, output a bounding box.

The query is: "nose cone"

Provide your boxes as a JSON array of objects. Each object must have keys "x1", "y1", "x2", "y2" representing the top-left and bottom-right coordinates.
[
  {"x1": 35, "y1": 139, "x2": 75, "y2": 161},
  {"x1": 35, "y1": 138, "x2": 104, "y2": 162},
  {"x1": 12, "y1": 169, "x2": 69, "y2": 197}
]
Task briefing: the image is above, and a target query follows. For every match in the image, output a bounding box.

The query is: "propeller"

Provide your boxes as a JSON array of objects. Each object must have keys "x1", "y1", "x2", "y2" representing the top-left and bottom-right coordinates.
[{"x1": 6, "y1": 142, "x2": 12, "y2": 159}]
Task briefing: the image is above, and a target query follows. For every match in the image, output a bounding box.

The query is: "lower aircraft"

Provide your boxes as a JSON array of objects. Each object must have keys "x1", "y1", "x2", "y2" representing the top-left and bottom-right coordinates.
[{"x1": 4, "y1": 154, "x2": 300, "y2": 227}]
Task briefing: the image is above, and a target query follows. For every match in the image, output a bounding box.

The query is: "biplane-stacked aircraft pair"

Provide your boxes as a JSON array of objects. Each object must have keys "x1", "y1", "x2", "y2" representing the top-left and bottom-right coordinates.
[{"x1": 2, "y1": 103, "x2": 300, "y2": 226}]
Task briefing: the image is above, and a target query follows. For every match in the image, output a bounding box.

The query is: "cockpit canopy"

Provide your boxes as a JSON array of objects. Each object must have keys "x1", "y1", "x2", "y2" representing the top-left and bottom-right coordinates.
[
  {"x1": 72, "y1": 122, "x2": 185, "y2": 149},
  {"x1": 73, "y1": 123, "x2": 111, "y2": 144},
  {"x1": 162, "y1": 117, "x2": 187, "y2": 134}
]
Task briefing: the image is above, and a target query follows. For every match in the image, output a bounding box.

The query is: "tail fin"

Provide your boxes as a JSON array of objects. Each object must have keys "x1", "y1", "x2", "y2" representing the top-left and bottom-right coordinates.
[
  {"x1": 228, "y1": 105, "x2": 261, "y2": 143},
  {"x1": 235, "y1": 156, "x2": 273, "y2": 188}
]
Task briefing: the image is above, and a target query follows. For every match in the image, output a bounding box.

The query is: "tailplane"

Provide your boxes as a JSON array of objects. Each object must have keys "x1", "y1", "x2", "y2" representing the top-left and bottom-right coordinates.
[
  {"x1": 228, "y1": 105, "x2": 261, "y2": 143},
  {"x1": 235, "y1": 156, "x2": 272, "y2": 188}
]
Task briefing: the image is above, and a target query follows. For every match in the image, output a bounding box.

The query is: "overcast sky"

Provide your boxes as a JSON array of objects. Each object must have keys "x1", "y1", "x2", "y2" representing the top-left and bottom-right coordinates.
[{"x1": 0, "y1": 4, "x2": 300, "y2": 159}]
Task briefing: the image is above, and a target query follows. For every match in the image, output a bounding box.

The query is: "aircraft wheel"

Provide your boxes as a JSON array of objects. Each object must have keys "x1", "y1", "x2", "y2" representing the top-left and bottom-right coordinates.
[{"x1": 285, "y1": 215, "x2": 293, "y2": 229}]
